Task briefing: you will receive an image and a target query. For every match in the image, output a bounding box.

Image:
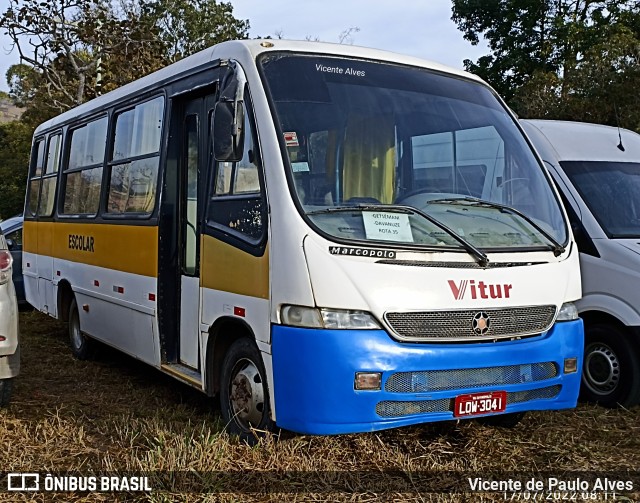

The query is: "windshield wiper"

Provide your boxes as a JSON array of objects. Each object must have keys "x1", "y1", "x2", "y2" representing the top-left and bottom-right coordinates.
[
  {"x1": 427, "y1": 197, "x2": 566, "y2": 256},
  {"x1": 307, "y1": 203, "x2": 490, "y2": 267},
  {"x1": 306, "y1": 204, "x2": 412, "y2": 216}
]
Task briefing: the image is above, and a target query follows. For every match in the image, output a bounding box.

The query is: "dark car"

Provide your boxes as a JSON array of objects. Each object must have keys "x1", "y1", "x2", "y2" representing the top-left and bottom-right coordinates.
[{"x1": 0, "y1": 215, "x2": 24, "y2": 305}]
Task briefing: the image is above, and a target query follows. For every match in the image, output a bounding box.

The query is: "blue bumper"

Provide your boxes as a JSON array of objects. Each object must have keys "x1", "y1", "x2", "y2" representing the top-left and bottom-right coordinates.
[{"x1": 271, "y1": 320, "x2": 583, "y2": 435}]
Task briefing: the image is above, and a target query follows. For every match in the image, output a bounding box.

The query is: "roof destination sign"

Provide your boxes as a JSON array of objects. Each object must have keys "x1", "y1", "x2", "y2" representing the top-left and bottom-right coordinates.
[{"x1": 362, "y1": 211, "x2": 414, "y2": 242}]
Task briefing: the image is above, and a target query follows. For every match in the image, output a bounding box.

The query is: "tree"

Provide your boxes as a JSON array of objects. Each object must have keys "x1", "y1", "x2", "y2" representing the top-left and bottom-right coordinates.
[
  {"x1": 0, "y1": 0, "x2": 140, "y2": 110},
  {"x1": 140, "y1": 0, "x2": 249, "y2": 62},
  {"x1": 451, "y1": 0, "x2": 640, "y2": 130},
  {"x1": 0, "y1": 0, "x2": 249, "y2": 113},
  {"x1": 0, "y1": 0, "x2": 249, "y2": 217},
  {"x1": 0, "y1": 120, "x2": 32, "y2": 219}
]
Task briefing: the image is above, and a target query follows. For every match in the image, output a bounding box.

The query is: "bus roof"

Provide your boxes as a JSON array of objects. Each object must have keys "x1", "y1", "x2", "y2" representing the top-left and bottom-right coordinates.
[
  {"x1": 34, "y1": 39, "x2": 484, "y2": 135},
  {"x1": 522, "y1": 119, "x2": 640, "y2": 163}
]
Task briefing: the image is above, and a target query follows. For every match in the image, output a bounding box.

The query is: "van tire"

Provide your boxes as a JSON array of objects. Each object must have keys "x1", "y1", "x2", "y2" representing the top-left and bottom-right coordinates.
[
  {"x1": 68, "y1": 298, "x2": 95, "y2": 360},
  {"x1": 581, "y1": 323, "x2": 640, "y2": 408},
  {"x1": 219, "y1": 338, "x2": 277, "y2": 445},
  {"x1": 477, "y1": 412, "x2": 525, "y2": 428},
  {"x1": 0, "y1": 378, "x2": 13, "y2": 407}
]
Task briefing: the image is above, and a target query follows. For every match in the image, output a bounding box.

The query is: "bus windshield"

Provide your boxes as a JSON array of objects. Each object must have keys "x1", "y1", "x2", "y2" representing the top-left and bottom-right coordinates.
[
  {"x1": 561, "y1": 161, "x2": 640, "y2": 238},
  {"x1": 259, "y1": 53, "x2": 567, "y2": 250}
]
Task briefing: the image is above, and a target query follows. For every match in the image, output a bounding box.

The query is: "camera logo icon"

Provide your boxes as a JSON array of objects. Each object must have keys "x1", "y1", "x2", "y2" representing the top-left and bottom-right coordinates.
[{"x1": 7, "y1": 473, "x2": 39, "y2": 491}]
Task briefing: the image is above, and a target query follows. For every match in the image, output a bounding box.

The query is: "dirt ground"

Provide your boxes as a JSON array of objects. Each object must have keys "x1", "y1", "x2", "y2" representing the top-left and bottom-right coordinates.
[{"x1": 0, "y1": 310, "x2": 638, "y2": 502}]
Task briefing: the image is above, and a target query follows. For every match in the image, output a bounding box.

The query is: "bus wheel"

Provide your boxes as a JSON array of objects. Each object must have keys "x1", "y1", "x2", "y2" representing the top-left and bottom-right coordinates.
[
  {"x1": 0, "y1": 378, "x2": 13, "y2": 407},
  {"x1": 477, "y1": 412, "x2": 525, "y2": 428},
  {"x1": 581, "y1": 324, "x2": 640, "y2": 408},
  {"x1": 220, "y1": 338, "x2": 276, "y2": 444},
  {"x1": 68, "y1": 298, "x2": 95, "y2": 360}
]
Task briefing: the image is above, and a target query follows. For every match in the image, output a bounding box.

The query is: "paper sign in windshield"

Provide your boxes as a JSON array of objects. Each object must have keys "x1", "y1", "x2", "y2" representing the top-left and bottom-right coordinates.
[{"x1": 362, "y1": 212, "x2": 414, "y2": 242}]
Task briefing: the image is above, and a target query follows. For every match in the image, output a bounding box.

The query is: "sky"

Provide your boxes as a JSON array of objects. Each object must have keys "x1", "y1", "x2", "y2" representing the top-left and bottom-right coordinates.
[{"x1": 0, "y1": 0, "x2": 489, "y2": 93}]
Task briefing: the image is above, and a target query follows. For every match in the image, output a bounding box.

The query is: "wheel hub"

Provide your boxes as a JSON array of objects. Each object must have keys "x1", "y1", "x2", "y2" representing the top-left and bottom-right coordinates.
[
  {"x1": 584, "y1": 343, "x2": 620, "y2": 395},
  {"x1": 229, "y1": 360, "x2": 265, "y2": 429}
]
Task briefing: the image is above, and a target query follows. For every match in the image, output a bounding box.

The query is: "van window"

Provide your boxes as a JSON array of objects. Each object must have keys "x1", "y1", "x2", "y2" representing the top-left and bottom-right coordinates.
[{"x1": 562, "y1": 160, "x2": 640, "y2": 238}]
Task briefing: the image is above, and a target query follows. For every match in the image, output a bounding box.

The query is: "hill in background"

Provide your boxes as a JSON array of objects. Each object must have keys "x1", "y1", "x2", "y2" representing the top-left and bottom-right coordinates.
[{"x1": 0, "y1": 96, "x2": 23, "y2": 123}]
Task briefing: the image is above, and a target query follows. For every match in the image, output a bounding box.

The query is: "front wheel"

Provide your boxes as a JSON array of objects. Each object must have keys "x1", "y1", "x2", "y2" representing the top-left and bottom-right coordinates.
[
  {"x1": 219, "y1": 338, "x2": 276, "y2": 444},
  {"x1": 0, "y1": 378, "x2": 13, "y2": 407},
  {"x1": 68, "y1": 298, "x2": 95, "y2": 360},
  {"x1": 581, "y1": 323, "x2": 640, "y2": 408}
]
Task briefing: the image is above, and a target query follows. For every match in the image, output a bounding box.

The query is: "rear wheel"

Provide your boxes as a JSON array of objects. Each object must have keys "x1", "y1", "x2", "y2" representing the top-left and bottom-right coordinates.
[
  {"x1": 220, "y1": 338, "x2": 276, "y2": 444},
  {"x1": 68, "y1": 298, "x2": 95, "y2": 360},
  {"x1": 581, "y1": 323, "x2": 640, "y2": 408},
  {"x1": 0, "y1": 378, "x2": 13, "y2": 407}
]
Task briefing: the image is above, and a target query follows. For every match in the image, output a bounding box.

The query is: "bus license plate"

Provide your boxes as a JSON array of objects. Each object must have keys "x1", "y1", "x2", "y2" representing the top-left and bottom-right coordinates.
[{"x1": 454, "y1": 391, "x2": 506, "y2": 417}]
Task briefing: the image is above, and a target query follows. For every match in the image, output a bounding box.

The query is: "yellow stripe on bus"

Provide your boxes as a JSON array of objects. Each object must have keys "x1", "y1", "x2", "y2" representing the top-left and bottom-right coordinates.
[
  {"x1": 24, "y1": 221, "x2": 158, "y2": 277},
  {"x1": 200, "y1": 235, "x2": 269, "y2": 299}
]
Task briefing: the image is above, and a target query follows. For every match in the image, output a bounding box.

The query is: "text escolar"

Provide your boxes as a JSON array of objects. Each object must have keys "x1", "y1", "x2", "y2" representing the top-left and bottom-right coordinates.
[{"x1": 68, "y1": 234, "x2": 95, "y2": 252}]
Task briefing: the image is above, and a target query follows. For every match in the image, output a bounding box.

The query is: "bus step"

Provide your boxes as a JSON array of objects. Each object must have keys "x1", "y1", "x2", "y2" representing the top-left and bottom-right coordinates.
[{"x1": 161, "y1": 363, "x2": 203, "y2": 389}]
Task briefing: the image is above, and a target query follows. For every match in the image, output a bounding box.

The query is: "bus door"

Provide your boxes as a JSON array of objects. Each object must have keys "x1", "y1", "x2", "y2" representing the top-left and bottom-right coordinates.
[{"x1": 176, "y1": 94, "x2": 217, "y2": 370}]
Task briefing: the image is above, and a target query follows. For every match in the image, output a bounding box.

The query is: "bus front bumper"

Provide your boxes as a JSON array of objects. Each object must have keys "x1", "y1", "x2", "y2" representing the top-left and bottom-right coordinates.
[{"x1": 271, "y1": 320, "x2": 583, "y2": 435}]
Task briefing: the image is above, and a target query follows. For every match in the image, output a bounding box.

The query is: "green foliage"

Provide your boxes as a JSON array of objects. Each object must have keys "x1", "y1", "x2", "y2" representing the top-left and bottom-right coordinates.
[
  {"x1": 0, "y1": 0, "x2": 249, "y2": 213},
  {"x1": 0, "y1": 0, "x2": 249, "y2": 113},
  {"x1": 140, "y1": 0, "x2": 249, "y2": 62},
  {"x1": 451, "y1": 0, "x2": 640, "y2": 131},
  {"x1": 0, "y1": 120, "x2": 32, "y2": 219}
]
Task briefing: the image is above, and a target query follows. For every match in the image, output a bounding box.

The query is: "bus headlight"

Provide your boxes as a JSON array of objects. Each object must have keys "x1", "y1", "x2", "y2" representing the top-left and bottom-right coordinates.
[
  {"x1": 280, "y1": 305, "x2": 323, "y2": 328},
  {"x1": 556, "y1": 302, "x2": 579, "y2": 321},
  {"x1": 281, "y1": 305, "x2": 381, "y2": 329},
  {"x1": 320, "y1": 309, "x2": 381, "y2": 329}
]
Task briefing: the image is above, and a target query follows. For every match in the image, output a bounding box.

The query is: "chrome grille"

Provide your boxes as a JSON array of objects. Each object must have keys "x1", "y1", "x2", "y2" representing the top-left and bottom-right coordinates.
[
  {"x1": 376, "y1": 399, "x2": 450, "y2": 417},
  {"x1": 384, "y1": 305, "x2": 556, "y2": 342},
  {"x1": 376, "y1": 385, "x2": 562, "y2": 418},
  {"x1": 385, "y1": 363, "x2": 558, "y2": 393},
  {"x1": 507, "y1": 385, "x2": 561, "y2": 404}
]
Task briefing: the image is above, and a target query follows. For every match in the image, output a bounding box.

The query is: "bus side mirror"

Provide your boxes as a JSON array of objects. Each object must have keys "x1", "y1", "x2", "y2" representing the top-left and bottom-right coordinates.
[{"x1": 213, "y1": 100, "x2": 245, "y2": 162}]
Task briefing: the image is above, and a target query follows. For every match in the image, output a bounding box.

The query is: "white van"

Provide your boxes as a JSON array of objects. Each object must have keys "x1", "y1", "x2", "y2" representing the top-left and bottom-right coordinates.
[{"x1": 521, "y1": 119, "x2": 640, "y2": 407}]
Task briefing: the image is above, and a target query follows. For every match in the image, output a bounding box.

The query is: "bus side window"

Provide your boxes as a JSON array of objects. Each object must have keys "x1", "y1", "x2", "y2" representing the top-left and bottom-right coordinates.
[
  {"x1": 62, "y1": 117, "x2": 108, "y2": 216},
  {"x1": 39, "y1": 133, "x2": 62, "y2": 217},
  {"x1": 26, "y1": 138, "x2": 45, "y2": 216},
  {"x1": 107, "y1": 96, "x2": 164, "y2": 215},
  {"x1": 207, "y1": 103, "x2": 265, "y2": 243}
]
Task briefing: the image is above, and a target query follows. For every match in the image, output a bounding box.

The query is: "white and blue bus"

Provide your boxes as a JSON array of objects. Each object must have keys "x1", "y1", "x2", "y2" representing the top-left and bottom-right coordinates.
[{"x1": 24, "y1": 40, "x2": 583, "y2": 441}]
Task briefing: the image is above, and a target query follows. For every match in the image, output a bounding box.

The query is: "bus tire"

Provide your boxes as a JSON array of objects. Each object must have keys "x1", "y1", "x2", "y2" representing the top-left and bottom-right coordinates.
[
  {"x1": 0, "y1": 378, "x2": 13, "y2": 407},
  {"x1": 68, "y1": 298, "x2": 95, "y2": 360},
  {"x1": 581, "y1": 323, "x2": 640, "y2": 408},
  {"x1": 220, "y1": 338, "x2": 276, "y2": 444},
  {"x1": 477, "y1": 412, "x2": 525, "y2": 428}
]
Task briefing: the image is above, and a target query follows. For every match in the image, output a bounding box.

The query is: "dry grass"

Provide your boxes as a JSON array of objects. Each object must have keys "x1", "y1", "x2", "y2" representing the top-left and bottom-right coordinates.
[{"x1": 0, "y1": 310, "x2": 638, "y2": 502}]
